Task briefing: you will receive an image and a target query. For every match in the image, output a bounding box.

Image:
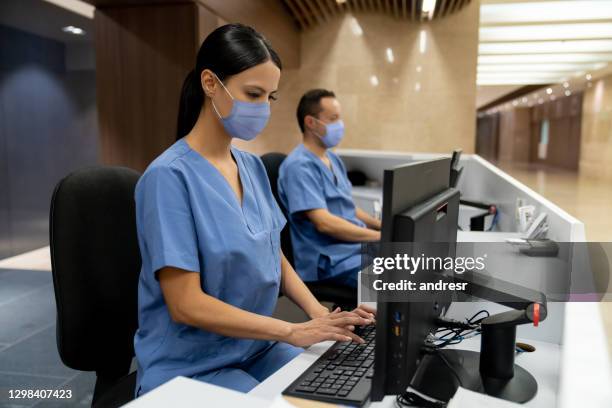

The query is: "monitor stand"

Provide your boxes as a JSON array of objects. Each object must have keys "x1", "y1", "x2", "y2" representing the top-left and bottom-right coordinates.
[{"x1": 410, "y1": 349, "x2": 537, "y2": 403}]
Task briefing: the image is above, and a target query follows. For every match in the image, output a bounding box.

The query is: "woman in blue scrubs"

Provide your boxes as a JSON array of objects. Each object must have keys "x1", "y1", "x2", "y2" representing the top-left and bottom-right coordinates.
[{"x1": 133, "y1": 24, "x2": 375, "y2": 396}]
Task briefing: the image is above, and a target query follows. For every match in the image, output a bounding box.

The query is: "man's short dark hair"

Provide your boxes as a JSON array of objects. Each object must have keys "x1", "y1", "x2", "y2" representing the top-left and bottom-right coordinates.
[{"x1": 296, "y1": 89, "x2": 336, "y2": 133}]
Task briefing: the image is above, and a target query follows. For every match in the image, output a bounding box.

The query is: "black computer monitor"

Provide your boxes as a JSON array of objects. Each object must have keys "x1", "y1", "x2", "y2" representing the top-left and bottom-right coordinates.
[
  {"x1": 371, "y1": 158, "x2": 460, "y2": 401},
  {"x1": 371, "y1": 158, "x2": 544, "y2": 405}
]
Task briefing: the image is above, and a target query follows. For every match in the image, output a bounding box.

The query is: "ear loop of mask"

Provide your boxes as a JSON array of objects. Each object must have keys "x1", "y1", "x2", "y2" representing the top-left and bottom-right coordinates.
[
  {"x1": 208, "y1": 72, "x2": 234, "y2": 120},
  {"x1": 310, "y1": 116, "x2": 328, "y2": 138}
]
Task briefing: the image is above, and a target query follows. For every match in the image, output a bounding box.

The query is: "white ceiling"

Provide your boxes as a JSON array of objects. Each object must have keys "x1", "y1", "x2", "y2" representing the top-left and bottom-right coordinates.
[{"x1": 478, "y1": 0, "x2": 612, "y2": 86}]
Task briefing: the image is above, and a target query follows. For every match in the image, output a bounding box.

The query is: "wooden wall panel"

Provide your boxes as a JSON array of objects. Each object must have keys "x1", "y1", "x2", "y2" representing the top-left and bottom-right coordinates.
[
  {"x1": 196, "y1": 0, "x2": 300, "y2": 68},
  {"x1": 94, "y1": 3, "x2": 198, "y2": 171}
]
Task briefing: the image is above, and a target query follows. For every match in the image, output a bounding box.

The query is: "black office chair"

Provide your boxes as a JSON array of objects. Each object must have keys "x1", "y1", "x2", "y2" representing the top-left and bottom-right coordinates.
[
  {"x1": 49, "y1": 166, "x2": 142, "y2": 408},
  {"x1": 260, "y1": 153, "x2": 356, "y2": 311}
]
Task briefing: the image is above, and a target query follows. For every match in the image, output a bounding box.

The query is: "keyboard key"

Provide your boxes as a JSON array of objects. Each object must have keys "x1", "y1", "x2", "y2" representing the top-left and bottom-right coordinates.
[
  {"x1": 317, "y1": 388, "x2": 337, "y2": 396},
  {"x1": 338, "y1": 390, "x2": 350, "y2": 397},
  {"x1": 296, "y1": 386, "x2": 316, "y2": 393}
]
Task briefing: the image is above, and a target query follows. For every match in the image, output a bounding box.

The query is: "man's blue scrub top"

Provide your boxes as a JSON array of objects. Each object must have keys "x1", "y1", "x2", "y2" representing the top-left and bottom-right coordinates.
[
  {"x1": 278, "y1": 144, "x2": 364, "y2": 282},
  {"x1": 134, "y1": 139, "x2": 286, "y2": 395}
]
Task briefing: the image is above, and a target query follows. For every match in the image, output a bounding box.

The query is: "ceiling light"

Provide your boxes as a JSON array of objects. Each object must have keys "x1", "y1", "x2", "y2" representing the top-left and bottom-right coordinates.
[
  {"x1": 386, "y1": 48, "x2": 394, "y2": 63},
  {"x1": 586, "y1": 73, "x2": 592, "y2": 80},
  {"x1": 477, "y1": 63, "x2": 603, "y2": 73},
  {"x1": 550, "y1": 95, "x2": 556, "y2": 101},
  {"x1": 62, "y1": 25, "x2": 85, "y2": 35},
  {"x1": 479, "y1": 54, "x2": 612, "y2": 64},
  {"x1": 415, "y1": 82, "x2": 421, "y2": 92},
  {"x1": 479, "y1": 40, "x2": 612, "y2": 55},
  {"x1": 480, "y1": 23, "x2": 612, "y2": 42},
  {"x1": 538, "y1": 98, "x2": 544, "y2": 104},
  {"x1": 522, "y1": 97, "x2": 528, "y2": 103},
  {"x1": 480, "y1": 1, "x2": 612, "y2": 24},
  {"x1": 512, "y1": 100, "x2": 518, "y2": 106},
  {"x1": 369, "y1": 75, "x2": 379, "y2": 87},
  {"x1": 477, "y1": 78, "x2": 554, "y2": 85},
  {"x1": 416, "y1": 65, "x2": 422, "y2": 73},
  {"x1": 546, "y1": 88, "x2": 553, "y2": 95},
  {"x1": 565, "y1": 90, "x2": 572, "y2": 96},
  {"x1": 422, "y1": 0, "x2": 437, "y2": 20},
  {"x1": 563, "y1": 82, "x2": 570, "y2": 88}
]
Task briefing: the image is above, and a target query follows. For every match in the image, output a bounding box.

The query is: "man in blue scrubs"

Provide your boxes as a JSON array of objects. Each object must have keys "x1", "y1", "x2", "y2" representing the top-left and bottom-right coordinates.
[{"x1": 278, "y1": 89, "x2": 381, "y2": 288}]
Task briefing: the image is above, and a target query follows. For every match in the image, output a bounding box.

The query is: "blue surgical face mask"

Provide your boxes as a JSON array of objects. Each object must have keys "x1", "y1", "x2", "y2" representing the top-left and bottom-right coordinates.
[
  {"x1": 210, "y1": 73, "x2": 270, "y2": 141},
  {"x1": 313, "y1": 118, "x2": 345, "y2": 148}
]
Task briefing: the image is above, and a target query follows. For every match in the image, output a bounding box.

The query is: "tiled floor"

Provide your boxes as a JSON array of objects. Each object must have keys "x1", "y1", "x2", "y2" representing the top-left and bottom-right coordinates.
[{"x1": 0, "y1": 268, "x2": 95, "y2": 408}]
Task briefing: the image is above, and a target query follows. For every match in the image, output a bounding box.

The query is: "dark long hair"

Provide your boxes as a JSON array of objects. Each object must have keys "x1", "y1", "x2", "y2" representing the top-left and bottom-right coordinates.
[{"x1": 176, "y1": 23, "x2": 282, "y2": 140}]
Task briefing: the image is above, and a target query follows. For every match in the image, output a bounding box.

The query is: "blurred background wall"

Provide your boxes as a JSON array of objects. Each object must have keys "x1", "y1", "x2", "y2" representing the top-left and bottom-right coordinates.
[
  {"x1": 234, "y1": 2, "x2": 479, "y2": 155},
  {"x1": 581, "y1": 75, "x2": 612, "y2": 181},
  {"x1": 0, "y1": 23, "x2": 98, "y2": 258}
]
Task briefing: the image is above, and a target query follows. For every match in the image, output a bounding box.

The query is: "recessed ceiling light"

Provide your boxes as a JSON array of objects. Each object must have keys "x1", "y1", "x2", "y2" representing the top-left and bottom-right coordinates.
[
  {"x1": 480, "y1": 23, "x2": 612, "y2": 42},
  {"x1": 479, "y1": 54, "x2": 612, "y2": 64},
  {"x1": 565, "y1": 90, "x2": 572, "y2": 96},
  {"x1": 479, "y1": 39, "x2": 612, "y2": 55},
  {"x1": 546, "y1": 88, "x2": 553, "y2": 94},
  {"x1": 522, "y1": 97, "x2": 528, "y2": 103},
  {"x1": 481, "y1": 1, "x2": 612, "y2": 24},
  {"x1": 422, "y1": 0, "x2": 437, "y2": 20},
  {"x1": 586, "y1": 73, "x2": 592, "y2": 80},
  {"x1": 563, "y1": 82, "x2": 570, "y2": 88},
  {"x1": 62, "y1": 25, "x2": 85, "y2": 35}
]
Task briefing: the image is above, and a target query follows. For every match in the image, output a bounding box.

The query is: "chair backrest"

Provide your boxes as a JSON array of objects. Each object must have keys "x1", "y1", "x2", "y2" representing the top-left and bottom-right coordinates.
[
  {"x1": 260, "y1": 152, "x2": 294, "y2": 266},
  {"x1": 49, "y1": 166, "x2": 142, "y2": 379}
]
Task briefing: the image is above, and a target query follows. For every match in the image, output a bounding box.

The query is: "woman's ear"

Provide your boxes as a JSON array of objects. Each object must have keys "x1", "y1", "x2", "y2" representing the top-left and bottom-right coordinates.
[{"x1": 201, "y1": 69, "x2": 216, "y2": 97}]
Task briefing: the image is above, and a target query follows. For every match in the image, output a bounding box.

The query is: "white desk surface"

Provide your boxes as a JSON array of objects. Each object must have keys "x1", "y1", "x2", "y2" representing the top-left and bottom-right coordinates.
[
  {"x1": 250, "y1": 335, "x2": 560, "y2": 408},
  {"x1": 123, "y1": 229, "x2": 611, "y2": 407},
  {"x1": 123, "y1": 376, "x2": 274, "y2": 408}
]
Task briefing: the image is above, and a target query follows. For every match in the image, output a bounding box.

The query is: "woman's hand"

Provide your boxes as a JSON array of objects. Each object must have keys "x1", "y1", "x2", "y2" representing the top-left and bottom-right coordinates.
[
  {"x1": 285, "y1": 308, "x2": 373, "y2": 348},
  {"x1": 350, "y1": 304, "x2": 376, "y2": 323}
]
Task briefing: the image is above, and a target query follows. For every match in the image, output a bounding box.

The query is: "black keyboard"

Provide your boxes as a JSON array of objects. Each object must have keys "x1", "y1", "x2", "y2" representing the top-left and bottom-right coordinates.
[{"x1": 282, "y1": 325, "x2": 375, "y2": 406}]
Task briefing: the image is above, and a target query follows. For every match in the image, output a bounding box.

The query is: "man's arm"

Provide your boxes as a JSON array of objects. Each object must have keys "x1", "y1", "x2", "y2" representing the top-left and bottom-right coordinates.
[
  {"x1": 304, "y1": 208, "x2": 380, "y2": 242},
  {"x1": 355, "y1": 207, "x2": 381, "y2": 230}
]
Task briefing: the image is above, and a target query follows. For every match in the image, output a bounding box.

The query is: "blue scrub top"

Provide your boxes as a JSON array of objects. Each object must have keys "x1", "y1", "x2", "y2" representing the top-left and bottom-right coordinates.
[
  {"x1": 278, "y1": 144, "x2": 364, "y2": 282},
  {"x1": 133, "y1": 139, "x2": 286, "y2": 395}
]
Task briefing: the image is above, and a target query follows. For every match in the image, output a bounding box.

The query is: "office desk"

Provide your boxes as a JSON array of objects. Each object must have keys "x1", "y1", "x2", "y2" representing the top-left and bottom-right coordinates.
[{"x1": 249, "y1": 315, "x2": 561, "y2": 408}]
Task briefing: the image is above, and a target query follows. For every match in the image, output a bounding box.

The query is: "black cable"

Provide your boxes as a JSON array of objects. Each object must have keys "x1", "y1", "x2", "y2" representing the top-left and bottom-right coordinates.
[
  {"x1": 436, "y1": 351, "x2": 463, "y2": 387},
  {"x1": 395, "y1": 391, "x2": 446, "y2": 408},
  {"x1": 432, "y1": 309, "x2": 489, "y2": 349}
]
